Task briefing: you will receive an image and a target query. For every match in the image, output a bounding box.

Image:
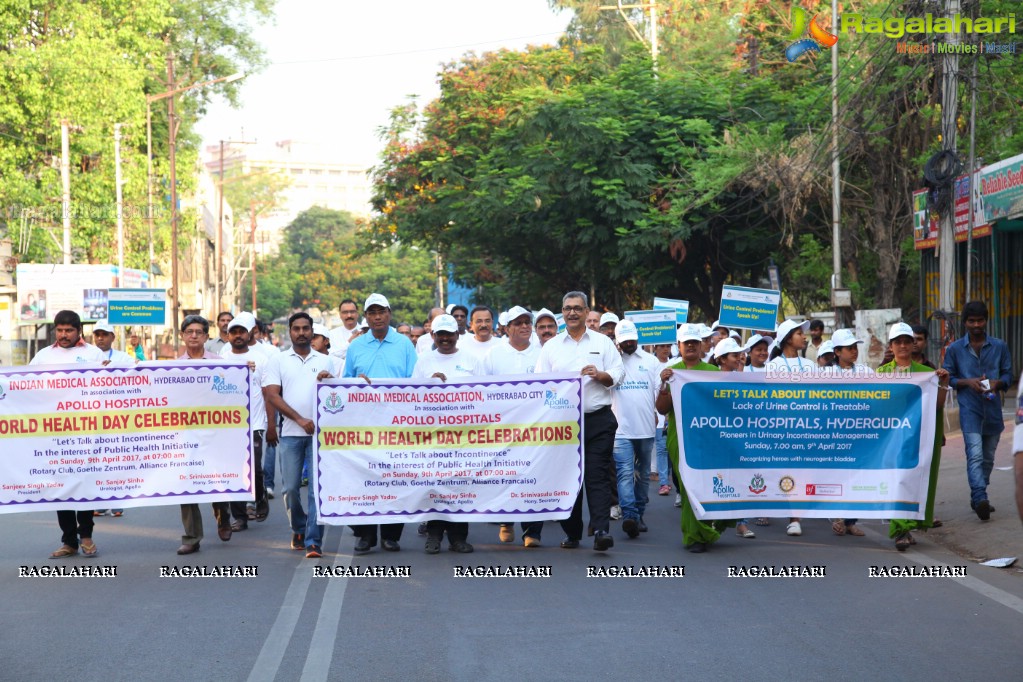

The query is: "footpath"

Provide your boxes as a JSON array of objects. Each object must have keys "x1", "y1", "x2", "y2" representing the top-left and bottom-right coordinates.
[{"x1": 924, "y1": 416, "x2": 1021, "y2": 574}]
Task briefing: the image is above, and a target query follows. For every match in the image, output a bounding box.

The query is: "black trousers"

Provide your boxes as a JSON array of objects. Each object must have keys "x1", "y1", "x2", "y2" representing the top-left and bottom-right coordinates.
[
  {"x1": 57, "y1": 510, "x2": 94, "y2": 548},
  {"x1": 560, "y1": 406, "x2": 618, "y2": 540},
  {"x1": 352, "y1": 523, "x2": 404, "y2": 543},
  {"x1": 426, "y1": 521, "x2": 468, "y2": 542},
  {"x1": 231, "y1": 430, "x2": 269, "y2": 521}
]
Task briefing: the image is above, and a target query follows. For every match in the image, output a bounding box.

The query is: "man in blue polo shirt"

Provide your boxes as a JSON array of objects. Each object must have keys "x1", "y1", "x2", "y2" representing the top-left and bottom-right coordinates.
[
  {"x1": 943, "y1": 300, "x2": 1013, "y2": 521},
  {"x1": 343, "y1": 293, "x2": 418, "y2": 553}
]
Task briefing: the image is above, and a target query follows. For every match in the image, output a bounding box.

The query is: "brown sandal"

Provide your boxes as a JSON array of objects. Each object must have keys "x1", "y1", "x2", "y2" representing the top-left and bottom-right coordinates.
[
  {"x1": 832, "y1": 520, "x2": 846, "y2": 536},
  {"x1": 81, "y1": 539, "x2": 98, "y2": 557},
  {"x1": 845, "y1": 524, "x2": 865, "y2": 537},
  {"x1": 50, "y1": 544, "x2": 78, "y2": 559}
]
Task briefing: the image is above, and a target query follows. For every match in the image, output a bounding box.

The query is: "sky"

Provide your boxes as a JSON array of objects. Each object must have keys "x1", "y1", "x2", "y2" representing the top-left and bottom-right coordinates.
[{"x1": 195, "y1": 0, "x2": 572, "y2": 167}]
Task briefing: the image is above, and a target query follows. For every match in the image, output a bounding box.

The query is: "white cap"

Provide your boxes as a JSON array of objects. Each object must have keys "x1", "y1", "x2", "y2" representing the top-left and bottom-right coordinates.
[
  {"x1": 534, "y1": 308, "x2": 556, "y2": 324},
  {"x1": 498, "y1": 311, "x2": 510, "y2": 327},
  {"x1": 505, "y1": 306, "x2": 533, "y2": 324},
  {"x1": 599, "y1": 312, "x2": 620, "y2": 327},
  {"x1": 698, "y1": 324, "x2": 715, "y2": 339},
  {"x1": 228, "y1": 311, "x2": 256, "y2": 331},
  {"x1": 818, "y1": 340, "x2": 835, "y2": 356},
  {"x1": 729, "y1": 330, "x2": 740, "y2": 341},
  {"x1": 93, "y1": 322, "x2": 115, "y2": 334},
  {"x1": 614, "y1": 319, "x2": 639, "y2": 343},
  {"x1": 775, "y1": 319, "x2": 810, "y2": 344},
  {"x1": 742, "y1": 333, "x2": 767, "y2": 352},
  {"x1": 831, "y1": 329, "x2": 861, "y2": 348},
  {"x1": 359, "y1": 317, "x2": 369, "y2": 329},
  {"x1": 445, "y1": 304, "x2": 455, "y2": 314},
  {"x1": 677, "y1": 324, "x2": 703, "y2": 344},
  {"x1": 711, "y1": 319, "x2": 724, "y2": 331},
  {"x1": 364, "y1": 293, "x2": 390, "y2": 311},
  {"x1": 312, "y1": 323, "x2": 330, "y2": 339},
  {"x1": 431, "y1": 314, "x2": 459, "y2": 334},
  {"x1": 888, "y1": 322, "x2": 914, "y2": 342},
  {"x1": 713, "y1": 337, "x2": 743, "y2": 359}
]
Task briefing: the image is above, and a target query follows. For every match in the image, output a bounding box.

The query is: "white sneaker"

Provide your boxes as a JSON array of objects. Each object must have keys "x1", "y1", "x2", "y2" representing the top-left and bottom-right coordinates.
[
  {"x1": 610, "y1": 505, "x2": 622, "y2": 520},
  {"x1": 674, "y1": 493, "x2": 682, "y2": 508},
  {"x1": 786, "y1": 521, "x2": 802, "y2": 536},
  {"x1": 266, "y1": 487, "x2": 275, "y2": 499}
]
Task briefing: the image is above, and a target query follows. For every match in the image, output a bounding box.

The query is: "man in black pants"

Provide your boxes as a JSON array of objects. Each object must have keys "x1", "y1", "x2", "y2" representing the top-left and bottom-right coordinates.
[{"x1": 535, "y1": 291, "x2": 625, "y2": 551}]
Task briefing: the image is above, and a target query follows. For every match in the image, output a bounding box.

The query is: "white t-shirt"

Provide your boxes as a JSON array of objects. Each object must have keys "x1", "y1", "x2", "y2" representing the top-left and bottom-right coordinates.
[
  {"x1": 219, "y1": 340, "x2": 278, "y2": 361},
  {"x1": 744, "y1": 364, "x2": 767, "y2": 373},
  {"x1": 328, "y1": 324, "x2": 357, "y2": 349},
  {"x1": 223, "y1": 348, "x2": 268, "y2": 431},
  {"x1": 415, "y1": 333, "x2": 435, "y2": 355},
  {"x1": 612, "y1": 348, "x2": 658, "y2": 439},
  {"x1": 263, "y1": 348, "x2": 334, "y2": 437},
  {"x1": 459, "y1": 336, "x2": 500, "y2": 364},
  {"x1": 31, "y1": 342, "x2": 105, "y2": 365},
  {"x1": 765, "y1": 355, "x2": 814, "y2": 372},
  {"x1": 411, "y1": 349, "x2": 480, "y2": 380},
  {"x1": 98, "y1": 348, "x2": 136, "y2": 365},
  {"x1": 1013, "y1": 372, "x2": 1022, "y2": 456},
  {"x1": 482, "y1": 342, "x2": 539, "y2": 376}
]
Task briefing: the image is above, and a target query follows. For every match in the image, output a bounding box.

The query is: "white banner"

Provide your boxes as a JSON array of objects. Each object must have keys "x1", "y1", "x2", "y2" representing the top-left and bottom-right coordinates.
[
  {"x1": 0, "y1": 362, "x2": 254, "y2": 513},
  {"x1": 671, "y1": 370, "x2": 937, "y2": 520},
  {"x1": 315, "y1": 374, "x2": 584, "y2": 524}
]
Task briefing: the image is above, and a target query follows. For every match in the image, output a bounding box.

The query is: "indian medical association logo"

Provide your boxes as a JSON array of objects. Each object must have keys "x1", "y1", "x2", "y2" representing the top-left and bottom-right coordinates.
[
  {"x1": 786, "y1": 6, "x2": 839, "y2": 62},
  {"x1": 749, "y1": 473, "x2": 767, "y2": 494},
  {"x1": 322, "y1": 391, "x2": 345, "y2": 414}
]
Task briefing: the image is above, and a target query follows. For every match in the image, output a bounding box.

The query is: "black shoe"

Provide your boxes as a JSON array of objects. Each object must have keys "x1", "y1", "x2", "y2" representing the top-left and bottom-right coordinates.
[
  {"x1": 381, "y1": 539, "x2": 401, "y2": 552},
  {"x1": 560, "y1": 537, "x2": 580, "y2": 549},
  {"x1": 231, "y1": 519, "x2": 248, "y2": 532},
  {"x1": 685, "y1": 542, "x2": 707, "y2": 553},
  {"x1": 425, "y1": 538, "x2": 441, "y2": 554},
  {"x1": 417, "y1": 522, "x2": 428, "y2": 536},
  {"x1": 593, "y1": 531, "x2": 614, "y2": 551},
  {"x1": 975, "y1": 499, "x2": 991, "y2": 521},
  {"x1": 354, "y1": 538, "x2": 375, "y2": 554},
  {"x1": 638, "y1": 517, "x2": 648, "y2": 533},
  {"x1": 622, "y1": 518, "x2": 639, "y2": 538},
  {"x1": 449, "y1": 540, "x2": 474, "y2": 553},
  {"x1": 291, "y1": 533, "x2": 304, "y2": 550}
]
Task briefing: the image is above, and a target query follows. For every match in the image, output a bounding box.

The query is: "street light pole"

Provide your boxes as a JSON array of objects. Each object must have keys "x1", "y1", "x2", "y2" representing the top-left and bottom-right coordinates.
[{"x1": 145, "y1": 68, "x2": 245, "y2": 354}]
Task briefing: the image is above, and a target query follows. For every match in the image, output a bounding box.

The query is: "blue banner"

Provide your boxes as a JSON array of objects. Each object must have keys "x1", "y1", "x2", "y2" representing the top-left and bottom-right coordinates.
[
  {"x1": 669, "y1": 370, "x2": 938, "y2": 519},
  {"x1": 717, "y1": 285, "x2": 780, "y2": 330}
]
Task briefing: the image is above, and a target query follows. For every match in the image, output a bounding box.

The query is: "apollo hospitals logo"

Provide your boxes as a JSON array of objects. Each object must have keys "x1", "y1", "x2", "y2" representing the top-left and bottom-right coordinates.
[
  {"x1": 322, "y1": 390, "x2": 345, "y2": 414},
  {"x1": 712, "y1": 473, "x2": 740, "y2": 499},
  {"x1": 210, "y1": 374, "x2": 242, "y2": 395},
  {"x1": 543, "y1": 390, "x2": 571, "y2": 409},
  {"x1": 786, "y1": 6, "x2": 839, "y2": 62}
]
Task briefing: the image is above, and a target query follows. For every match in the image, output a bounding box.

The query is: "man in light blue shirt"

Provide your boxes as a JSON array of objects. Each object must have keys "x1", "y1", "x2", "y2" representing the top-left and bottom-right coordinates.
[
  {"x1": 942, "y1": 300, "x2": 1013, "y2": 520},
  {"x1": 343, "y1": 293, "x2": 417, "y2": 553}
]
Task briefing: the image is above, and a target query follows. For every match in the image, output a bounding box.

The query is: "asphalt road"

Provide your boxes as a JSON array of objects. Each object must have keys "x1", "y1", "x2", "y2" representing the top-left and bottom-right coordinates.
[{"x1": 2, "y1": 487, "x2": 1021, "y2": 682}]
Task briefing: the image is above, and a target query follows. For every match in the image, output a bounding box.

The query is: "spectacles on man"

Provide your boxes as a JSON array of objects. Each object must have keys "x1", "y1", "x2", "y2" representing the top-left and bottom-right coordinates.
[
  {"x1": 183, "y1": 329, "x2": 207, "y2": 336},
  {"x1": 562, "y1": 306, "x2": 586, "y2": 314}
]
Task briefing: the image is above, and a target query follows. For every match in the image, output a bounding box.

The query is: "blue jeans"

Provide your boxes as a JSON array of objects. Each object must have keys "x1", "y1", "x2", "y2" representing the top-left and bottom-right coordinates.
[
  {"x1": 278, "y1": 436, "x2": 322, "y2": 548},
  {"x1": 612, "y1": 437, "x2": 653, "y2": 521},
  {"x1": 963, "y1": 431, "x2": 1001, "y2": 506},
  {"x1": 655, "y1": 429, "x2": 670, "y2": 488},
  {"x1": 263, "y1": 442, "x2": 276, "y2": 490}
]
